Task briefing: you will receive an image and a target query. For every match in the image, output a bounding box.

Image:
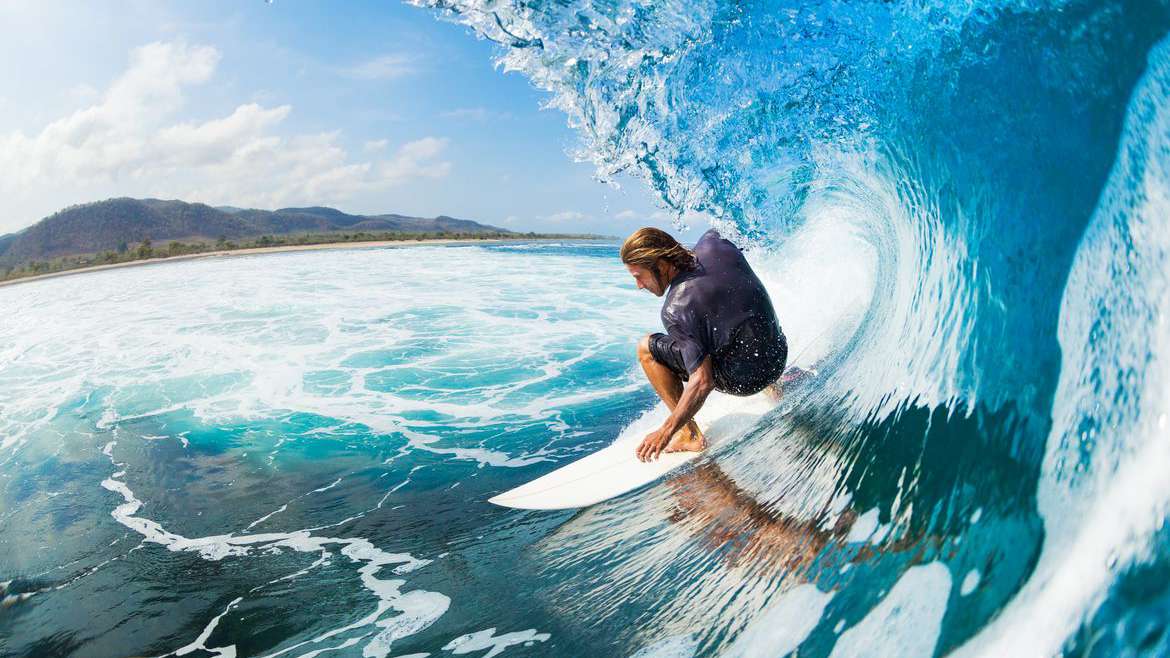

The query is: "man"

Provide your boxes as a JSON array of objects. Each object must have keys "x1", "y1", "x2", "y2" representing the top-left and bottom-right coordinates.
[{"x1": 623, "y1": 227, "x2": 787, "y2": 462}]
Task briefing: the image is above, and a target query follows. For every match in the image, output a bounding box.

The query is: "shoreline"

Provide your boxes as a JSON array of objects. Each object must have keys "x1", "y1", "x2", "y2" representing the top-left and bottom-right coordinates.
[{"x1": 0, "y1": 237, "x2": 601, "y2": 289}]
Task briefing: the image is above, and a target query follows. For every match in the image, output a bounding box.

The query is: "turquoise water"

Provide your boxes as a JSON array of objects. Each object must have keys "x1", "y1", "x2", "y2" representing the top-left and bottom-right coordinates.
[
  {"x1": 9, "y1": 0, "x2": 1170, "y2": 655},
  {"x1": 0, "y1": 242, "x2": 687, "y2": 656}
]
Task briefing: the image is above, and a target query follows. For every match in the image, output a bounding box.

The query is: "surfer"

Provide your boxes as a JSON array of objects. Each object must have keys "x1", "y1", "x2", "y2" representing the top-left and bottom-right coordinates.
[{"x1": 623, "y1": 227, "x2": 787, "y2": 462}]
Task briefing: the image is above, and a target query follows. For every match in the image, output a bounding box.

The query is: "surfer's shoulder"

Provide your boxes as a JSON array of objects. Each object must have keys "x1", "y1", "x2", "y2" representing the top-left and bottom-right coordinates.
[
  {"x1": 694, "y1": 228, "x2": 741, "y2": 258},
  {"x1": 694, "y1": 228, "x2": 722, "y2": 249}
]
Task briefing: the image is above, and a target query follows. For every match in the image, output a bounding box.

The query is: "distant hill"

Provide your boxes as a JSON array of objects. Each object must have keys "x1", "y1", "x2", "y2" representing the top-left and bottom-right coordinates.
[{"x1": 0, "y1": 198, "x2": 513, "y2": 269}]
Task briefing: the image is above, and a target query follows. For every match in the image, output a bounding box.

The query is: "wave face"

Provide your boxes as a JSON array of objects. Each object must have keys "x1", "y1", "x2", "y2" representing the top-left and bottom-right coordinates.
[{"x1": 416, "y1": 0, "x2": 1170, "y2": 655}]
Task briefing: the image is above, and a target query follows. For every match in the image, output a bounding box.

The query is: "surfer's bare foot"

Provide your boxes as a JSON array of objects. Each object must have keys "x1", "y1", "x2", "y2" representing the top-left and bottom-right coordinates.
[
  {"x1": 664, "y1": 424, "x2": 706, "y2": 453},
  {"x1": 763, "y1": 383, "x2": 782, "y2": 402}
]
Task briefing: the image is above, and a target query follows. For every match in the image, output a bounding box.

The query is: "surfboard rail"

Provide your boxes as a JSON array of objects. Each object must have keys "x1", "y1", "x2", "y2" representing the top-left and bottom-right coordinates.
[{"x1": 489, "y1": 391, "x2": 776, "y2": 510}]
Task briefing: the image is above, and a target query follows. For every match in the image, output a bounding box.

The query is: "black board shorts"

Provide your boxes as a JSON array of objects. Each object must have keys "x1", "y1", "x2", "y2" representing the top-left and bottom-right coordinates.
[{"x1": 648, "y1": 321, "x2": 787, "y2": 396}]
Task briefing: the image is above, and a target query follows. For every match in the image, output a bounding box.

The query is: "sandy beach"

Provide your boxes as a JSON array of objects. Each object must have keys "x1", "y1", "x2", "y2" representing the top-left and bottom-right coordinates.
[{"x1": 0, "y1": 237, "x2": 534, "y2": 288}]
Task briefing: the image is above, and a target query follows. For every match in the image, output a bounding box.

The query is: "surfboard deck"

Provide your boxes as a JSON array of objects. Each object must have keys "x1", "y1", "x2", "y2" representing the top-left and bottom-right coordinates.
[{"x1": 489, "y1": 391, "x2": 777, "y2": 510}]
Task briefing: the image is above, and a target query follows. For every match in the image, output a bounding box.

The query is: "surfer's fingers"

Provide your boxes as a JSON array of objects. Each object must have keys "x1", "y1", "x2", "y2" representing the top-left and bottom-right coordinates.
[
  {"x1": 637, "y1": 432, "x2": 663, "y2": 461},
  {"x1": 649, "y1": 436, "x2": 665, "y2": 461},
  {"x1": 636, "y1": 438, "x2": 650, "y2": 461}
]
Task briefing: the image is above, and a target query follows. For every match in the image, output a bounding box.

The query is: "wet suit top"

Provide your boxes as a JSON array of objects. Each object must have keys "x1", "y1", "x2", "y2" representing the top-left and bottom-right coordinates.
[{"x1": 650, "y1": 229, "x2": 787, "y2": 395}]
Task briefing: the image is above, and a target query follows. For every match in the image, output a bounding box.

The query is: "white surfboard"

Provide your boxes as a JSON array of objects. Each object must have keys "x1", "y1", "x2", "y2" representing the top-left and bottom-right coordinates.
[{"x1": 489, "y1": 391, "x2": 777, "y2": 510}]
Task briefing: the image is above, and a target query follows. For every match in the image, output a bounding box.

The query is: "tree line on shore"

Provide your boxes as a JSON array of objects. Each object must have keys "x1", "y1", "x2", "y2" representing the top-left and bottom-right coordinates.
[{"x1": 0, "y1": 230, "x2": 603, "y2": 283}]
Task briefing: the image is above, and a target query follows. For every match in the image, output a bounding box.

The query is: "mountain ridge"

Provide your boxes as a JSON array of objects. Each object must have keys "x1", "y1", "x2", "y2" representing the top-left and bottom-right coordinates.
[{"x1": 0, "y1": 197, "x2": 513, "y2": 268}]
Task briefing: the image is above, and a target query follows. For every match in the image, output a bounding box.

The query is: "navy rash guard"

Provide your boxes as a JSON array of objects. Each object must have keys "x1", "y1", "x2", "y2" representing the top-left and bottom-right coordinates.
[{"x1": 654, "y1": 229, "x2": 787, "y2": 395}]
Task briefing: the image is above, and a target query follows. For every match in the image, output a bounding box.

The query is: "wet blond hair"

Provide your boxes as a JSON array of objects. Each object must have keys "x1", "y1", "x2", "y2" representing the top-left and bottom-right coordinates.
[{"x1": 620, "y1": 227, "x2": 697, "y2": 273}]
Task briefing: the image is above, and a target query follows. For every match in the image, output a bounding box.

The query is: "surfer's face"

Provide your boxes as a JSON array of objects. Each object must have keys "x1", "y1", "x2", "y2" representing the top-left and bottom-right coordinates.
[{"x1": 626, "y1": 261, "x2": 669, "y2": 296}]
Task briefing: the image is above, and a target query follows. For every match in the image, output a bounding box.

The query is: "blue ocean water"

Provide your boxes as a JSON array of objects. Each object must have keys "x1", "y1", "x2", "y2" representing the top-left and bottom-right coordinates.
[
  {"x1": 407, "y1": 0, "x2": 1170, "y2": 654},
  {"x1": 0, "y1": 242, "x2": 672, "y2": 656},
  {"x1": 5, "y1": 0, "x2": 1170, "y2": 656}
]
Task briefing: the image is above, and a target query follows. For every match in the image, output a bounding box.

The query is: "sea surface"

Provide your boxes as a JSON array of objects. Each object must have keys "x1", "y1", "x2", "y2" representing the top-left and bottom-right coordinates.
[
  {"x1": 0, "y1": 241, "x2": 693, "y2": 656},
  {"x1": 6, "y1": 0, "x2": 1170, "y2": 655}
]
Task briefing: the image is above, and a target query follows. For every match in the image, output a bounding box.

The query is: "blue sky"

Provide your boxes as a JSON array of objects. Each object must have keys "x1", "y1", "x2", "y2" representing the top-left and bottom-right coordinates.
[{"x1": 0, "y1": 1, "x2": 705, "y2": 240}]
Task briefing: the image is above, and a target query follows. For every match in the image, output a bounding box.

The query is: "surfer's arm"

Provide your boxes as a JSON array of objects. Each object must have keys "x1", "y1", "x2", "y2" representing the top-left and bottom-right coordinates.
[
  {"x1": 637, "y1": 356, "x2": 715, "y2": 461},
  {"x1": 667, "y1": 356, "x2": 715, "y2": 434}
]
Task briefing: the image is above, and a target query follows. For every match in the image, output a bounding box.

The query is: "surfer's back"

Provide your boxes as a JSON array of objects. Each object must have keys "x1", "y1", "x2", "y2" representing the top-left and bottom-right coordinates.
[{"x1": 661, "y1": 229, "x2": 779, "y2": 359}]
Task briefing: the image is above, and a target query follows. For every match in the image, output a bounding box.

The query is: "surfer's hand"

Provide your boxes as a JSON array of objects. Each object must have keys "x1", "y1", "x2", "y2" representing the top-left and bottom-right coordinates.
[{"x1": 636, "y1": 427, "x2": 671, "y2": 462}]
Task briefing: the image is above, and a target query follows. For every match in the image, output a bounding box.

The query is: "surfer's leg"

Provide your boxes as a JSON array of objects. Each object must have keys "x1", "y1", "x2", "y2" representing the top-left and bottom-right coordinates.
[
  {"x1": 756, "y1": 332, "x2": 792, "y2": 402},
  {"x1": 638, "y1": 335, "x2": 705, "y2": 450}
]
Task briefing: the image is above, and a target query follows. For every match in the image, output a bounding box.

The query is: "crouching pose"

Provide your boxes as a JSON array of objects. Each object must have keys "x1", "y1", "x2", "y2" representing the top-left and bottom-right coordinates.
[{"x1": 622, "y1": 227, "x2": 787, "y2": 462}]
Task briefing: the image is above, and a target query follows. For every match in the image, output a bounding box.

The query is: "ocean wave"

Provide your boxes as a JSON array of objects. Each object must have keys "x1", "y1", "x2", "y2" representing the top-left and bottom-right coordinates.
[{"x1": 417, "y1": 0, "x2": 1170, "y2": 654}]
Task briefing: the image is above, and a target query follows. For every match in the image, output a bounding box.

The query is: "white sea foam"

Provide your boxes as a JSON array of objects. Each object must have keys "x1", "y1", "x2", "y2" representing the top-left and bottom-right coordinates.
[
  {"x1": 627, "y1": 634, "x2": 700, "y2": 658},
  {"x1": 829, "y1": 562, "x2": 952, "y2": 658},
  {"x1": 0, "y1": 244, "x2": 657, "y2": 467},
  {"x1": 99, "y1": 442, "x2": 448, "y2": 657},
  {"x1": 724, "y1": 584, "x2": 834, "y2": 657},
  {"x1": 246, "y1": 504, "x2": 288, "y2": 530},
  {"x1": 844, "y1": 508, "x2": 880, "y2": 543},
  {"x1": 442, "y1": 627, "x2": 552, "y2": 658},
  {"x1": 173, "y1": 596, "x2": 243, "y2": 657},
  {"x1": 960, "y1": 569, "x2": 981, "y2": 596},
  {"x1": 314, "y1": 477, "x2": 344, "y2": 493}
]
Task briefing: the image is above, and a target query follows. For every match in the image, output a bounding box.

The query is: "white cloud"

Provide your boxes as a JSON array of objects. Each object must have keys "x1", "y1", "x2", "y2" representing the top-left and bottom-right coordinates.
[
  {"x1": 344, "y1": 54, "x2": 417, "y2": 80},
  {"x1": 440, "y1": 107, "x2": 511, "y2": 121},
  {"x1": 363, "y1": 138, "x2": 389, "y2": 152},
  {"x1": 67, "y1": 83, "x2": 100, "y2": 105},
  {"x1": 614, "y1": 209, "x2": 639, "y2": 221},
  {"x1": 0, "y1": 41, "x2": 451, "y2": 232},
  {"x1": 542, "y1": 210, "x2": 588, "y2": 223},
  {"x1": 380, "y1": 136, "x2": 450, "y2": 180},
  {"x1": 153, "y1": 103, "x2": 293, "y2": 167}
]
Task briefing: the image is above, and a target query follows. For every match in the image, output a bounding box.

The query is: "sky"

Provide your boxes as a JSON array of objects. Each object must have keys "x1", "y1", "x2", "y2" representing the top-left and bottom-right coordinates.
[{"x1": 0, "y1": 0, "x2": 706, "y2": 240}]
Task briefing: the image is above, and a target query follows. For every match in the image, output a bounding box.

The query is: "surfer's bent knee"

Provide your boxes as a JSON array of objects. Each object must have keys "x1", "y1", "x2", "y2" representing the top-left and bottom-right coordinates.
[{"x1": 637, "y1": 334, "x2": 654, "y2": 362}]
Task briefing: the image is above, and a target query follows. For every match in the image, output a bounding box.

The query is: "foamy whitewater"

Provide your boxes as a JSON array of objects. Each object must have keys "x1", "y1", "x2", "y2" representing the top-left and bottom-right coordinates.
[
  {"x1": 0, "y1": 243, "x2": 665, "y2": 656},
  {"x1": 6, "y1": 0, "x2": 1170, "y2": 655}
]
